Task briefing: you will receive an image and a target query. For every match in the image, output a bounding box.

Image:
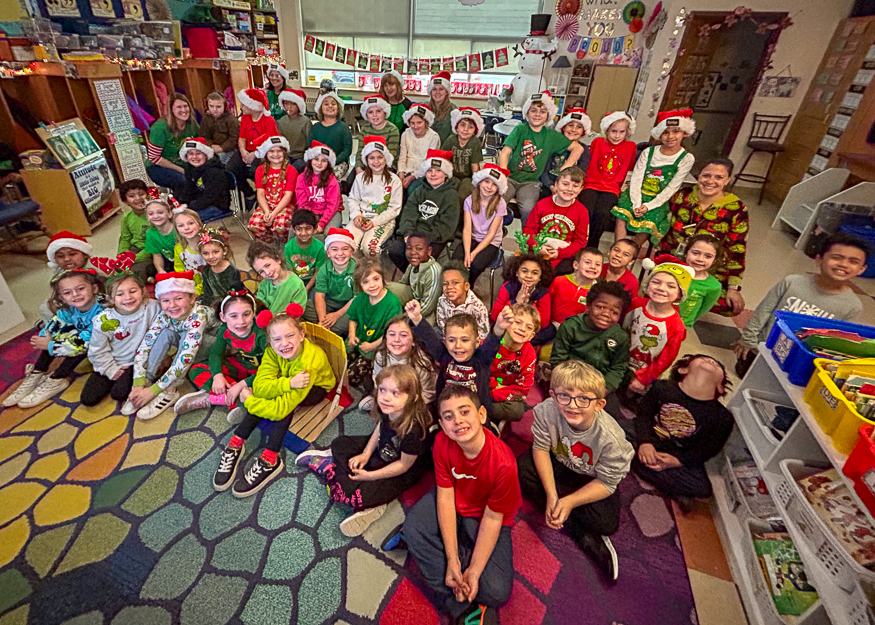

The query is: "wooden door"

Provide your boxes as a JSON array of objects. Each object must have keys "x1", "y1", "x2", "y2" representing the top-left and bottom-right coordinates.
[{"x1": 586, "y1": 66, "x2": 640, "y2": 128}]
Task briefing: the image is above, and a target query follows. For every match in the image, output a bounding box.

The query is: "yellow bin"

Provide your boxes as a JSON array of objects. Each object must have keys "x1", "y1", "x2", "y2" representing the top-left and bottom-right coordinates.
[{"x1": 804, "y1": 358, "x2": 875, "y2": 455}]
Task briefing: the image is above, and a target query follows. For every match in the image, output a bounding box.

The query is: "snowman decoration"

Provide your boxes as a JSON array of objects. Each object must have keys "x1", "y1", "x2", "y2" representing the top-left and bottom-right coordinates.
[{"x1": 510, "y1": 14, "x2": 557, "y2": 108}]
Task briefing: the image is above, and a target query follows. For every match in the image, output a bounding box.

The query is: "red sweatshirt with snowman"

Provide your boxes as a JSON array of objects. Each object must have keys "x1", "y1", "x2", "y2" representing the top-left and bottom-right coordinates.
[{"x1": 622, "y1": 297, "x2": 686, "y2": 385}]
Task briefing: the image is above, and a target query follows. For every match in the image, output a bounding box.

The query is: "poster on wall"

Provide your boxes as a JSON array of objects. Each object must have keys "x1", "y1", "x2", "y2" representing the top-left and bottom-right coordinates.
[
  {"x1": 45, "y1": 0, "x2": 80, "y2": 17},
  {"x1": 36, "y1": 119, "x2": 101, "y2": 168},
  {"x1": 757, "y1": 76, "x2": 802, "y2": 98},
  {"x1": 90, "y1": 0, "x2": 115, "y2": 18},
  {"x1": 121, "y1": 0, "x2": 143, "y2": 20},
  {"x1": 71, "y1": 157, "x2": 115, "y2": 215},
  {"x1": 93, "y1": 79, "x2": 149, "y2": 182}
]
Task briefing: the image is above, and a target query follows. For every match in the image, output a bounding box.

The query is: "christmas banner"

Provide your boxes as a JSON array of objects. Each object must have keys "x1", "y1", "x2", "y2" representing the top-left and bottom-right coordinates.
[
  {"x1": 335, "y1": 46, "x2": 346, "y2": 63},
  {"x1": 495, "y1": 48, "x2": 509, "y2": 67},
  {"x1": 314, "y1": 39, "x2": 324, "y2": 56},
  {"x1": 381, "y1": 57, "x2": 392, "y2": 72},
  {"x1": 481, "y1": 50, "x2": 495, "y2": 70},
  {"x1": 442, "y1": 57, "x2": 454, "y2": 72},
  {"x1": 324, "y1": 42, "x2": 336, "y2": 60},
  {"x1": 455, "y1": 55, "x2": 467, "y2": 72},
  {"x1": 430, "y1": 58, "x2": 440, "y2": 74},
  {"x1": 418, "y1": 58, "x2": 430, "y2": 74},
  {"x1": 369, "y1": 55, "x2": 380, "y2": 72},
  {"x1": 346, "y1": 49, "x2": 357, "y2": 66},
  {"x1": 393, "y1": 57, "x2": 404, "y2": 72},
  {"x1": 468, "y1": 53, "x2": 481, "y2": 73},
  {"x1": 304, "y1": 35, "x2": 315, "y2": 53}
]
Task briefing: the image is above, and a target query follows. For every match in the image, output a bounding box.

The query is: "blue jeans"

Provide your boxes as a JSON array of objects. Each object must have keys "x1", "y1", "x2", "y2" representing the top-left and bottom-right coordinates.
[
  {"x1": 195, "y1": 205, "x2": 232, "y2": 223},
  {"x1": 147, "y1": 165, "x2": 186, "y2": 197},
  {"x1": 404, "y1": 489, "x2": 514, "y2": 617}
]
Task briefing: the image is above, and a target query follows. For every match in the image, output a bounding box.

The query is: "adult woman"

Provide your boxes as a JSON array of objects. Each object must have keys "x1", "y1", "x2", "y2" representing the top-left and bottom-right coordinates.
[
  {"x1": 380, "y1": 70, "x2": 412, "y2": 133},
  {"x1": 146, "y1": 93, "x2": 200, "y2": 196},
  {"x1": 264, "y1": 64, "x2": 289, "y2": 122},
  {"x1": 659, "y1": 158, "x2": 748, "y2": 315},
  {"x1": 427, "y1": 71, "x2": 458, "y2": 144}
]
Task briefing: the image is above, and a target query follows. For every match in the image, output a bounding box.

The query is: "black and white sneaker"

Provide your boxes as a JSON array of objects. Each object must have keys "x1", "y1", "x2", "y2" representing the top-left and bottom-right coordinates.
[
  {"x1": 231, "y1": 455, "x2": 283, "y2": 498},
  {"x1": 213, "y1": 443, "x2": 245, "y2": 491},
  {"x1": 578, "y1": 532, "x2": 618, "y2": 581}
]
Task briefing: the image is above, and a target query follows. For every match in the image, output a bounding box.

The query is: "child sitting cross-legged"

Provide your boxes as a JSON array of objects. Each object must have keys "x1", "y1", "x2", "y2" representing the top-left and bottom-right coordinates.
[
  {"x1": 248, "y1": 135, "x2": 297, "y2": 244},
  {"x1": 600, "y1": 238, "x2": 640, "y2": 300},
  {"x1": 347, "y1": 136, "x2": 403, "y2": 256},
  {"x1": 247, "y1": 240, "x2": 307, "y2": 315},
  {"x1": 452, "y1": 164, "x2": 509, "y2": 286},
  {"x1": 297, "y1": 364, "x2": 432, "y2": 536},
  {"x1": 393, "y1": 232, "x2": 442, "y2": 323},
  {"x1": 435, "y1": 262, "x2": 490, "y2": 342},
  {"x1": 491, "y1": 303, "x2": 539, "y2": 424},
  {"x1": 303, "y1": 228, "x2": 357, "y2": 337},
  {"x1": 491, "y1": 253, "x2": 555, "y2": 347},
  {"x1": 284, "y1": 209, "x2": 326, "y2": 293},
  {"x1": 117, "y1": 179, "x2": 155, "y2": 282},
  {"x1": 199, "y1": 227, "x2": 243, "y2": 306},
  {"x1": 549, "y1": 247, "x2": 603, "y2": 326},
  {"x1": 517, "y1": 360, "x2": 634, "y2": 580}
]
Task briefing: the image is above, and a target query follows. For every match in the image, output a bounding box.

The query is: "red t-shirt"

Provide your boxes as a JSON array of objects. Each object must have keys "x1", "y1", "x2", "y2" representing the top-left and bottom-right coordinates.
[
  {"x1": 549, "y1": 274, "x2": 590, "y2": 324},
  {"x1": 255, "y1": 164, "x2": 298, "y2": 209},
  {"x1": 240, "y1": 114, "x2": 279, "y2": 152},
  {"x1": 433, "y1": 429, "x2": 521, "y2": 526},
  {"x1": 522, "y1": 196, "x2": 589, "y2": 267},
  {"x1": 583, "y1": 137, "x2": 637, "y2": 195},
  {"x1": 600, "y1": 265, "x2": 640, "y2": 299}
]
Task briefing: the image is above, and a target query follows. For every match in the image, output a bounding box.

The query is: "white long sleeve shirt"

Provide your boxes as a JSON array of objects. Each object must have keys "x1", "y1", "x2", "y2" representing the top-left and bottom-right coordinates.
[
  {"x1": 397, "y1": 128, "x2": 440, "y2": 176},
  {"x1": 629, "y1": 146, "x2": 695, "y2": 209}
]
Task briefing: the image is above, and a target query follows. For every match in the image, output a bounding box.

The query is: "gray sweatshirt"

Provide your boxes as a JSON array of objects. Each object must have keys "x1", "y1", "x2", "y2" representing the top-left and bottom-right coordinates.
[
  {"x1": 532, "y1": 398, "x2": 634, "y2": 493},
  {"x1": 740, "y1": 274, "x2": 863, "y2": 349},
  {"x1": 88, "y1": 300, "x2": 160, "y2": 378}
]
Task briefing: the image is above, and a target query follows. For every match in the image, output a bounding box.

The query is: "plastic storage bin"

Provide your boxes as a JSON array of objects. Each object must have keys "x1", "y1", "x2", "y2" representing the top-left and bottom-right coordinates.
[
  {"x1": 843, "y1": 424, "x2": 875, "y2": 518},
  {"x1": 804, "y1": 358, "x2": 875, "y2": 447},
  {"x1": 740, "y1": 388, "x2": 794, "y2": 460},
  {"x1": 723, "y1": 453, "x2": 781, "y2": 521}
]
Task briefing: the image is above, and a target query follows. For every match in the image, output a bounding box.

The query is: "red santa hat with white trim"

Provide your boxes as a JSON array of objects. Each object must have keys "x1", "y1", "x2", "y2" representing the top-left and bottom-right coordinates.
[
  {"x1": 403, "y1": 103, "x2": 435, "y2": 127},
  {"x1": 555, "y1": 108, "x2": 592, "y2": 135},
  {"x1": 303, "y1": 140, "x2": 336, "y2": 167},
  {"x1": 265, "y1": 63, "x2": 289, "y2": 81},
  {"x1": 46, "y1": 231, "x2": 93, "y2": 268},
  {"x1": 254, "y1": 134, "x2": 290, "y2": 159},
  {"x1": 278, "y1": 88, "x2": 306, "y2": 113},
  {"x1": 315, "y1": 91, "x2": 345, "y2": 118},
  {"x1": 237, "y1": 88, "x2": 269, "y2": 113},
  {"x1": 600, "y1": 111, "x2": 637, "y2": 136},
  {"x1": 360, "y1": 135, "x2": 394, "y2": 168},
  {"x1": 523, "y1": 91, "x2": 558, "y2": 123},
  {"x1": 360, "y1": 95, "x2": 391, "y2": 118},
  {"x1": 178, "y1": 137, "x2": 214, "y2": 161},
  {"x1": 428, "y1": 71, "x2": 452, "y2": 93},
  {"x1": 154, "y1": 271, "x2": 197, "y2": 298},
  {"x1": 324, "y1": 228, "x2": 355, "y2": 250},
  {"x1": 418, "y1": 149, "x2": 454, "y2": 178},
  {"x1": 450, "y1": 107, "x2": 484, "y2": 137},
  {"x1": 471, "y1": 163, "x2": 509, "y2": 196},
  {"x1": 651, "y1": 108, "x2": 695, "y2": 139}
]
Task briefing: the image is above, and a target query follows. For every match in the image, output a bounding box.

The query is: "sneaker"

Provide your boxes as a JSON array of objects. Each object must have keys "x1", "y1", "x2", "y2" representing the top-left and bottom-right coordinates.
[
  {"x1": 3, "y1": 365, "x2": 45, "y2": 407},
  {"x1": 455, "y1": 603, "x2": 498, "y2": 625},
  {"x1": 136, "y1": 388, "x2": 179, "y2": 421},
  {"x1": 381, "y1": 524, "x2": 407, "y2": 552},
  {"x1": 227, "y1": 406, "x2": 246, "y2": 425},
  {"x1": 174, "y1": 390, "x2": 210, "y2": 415},
  {"x1": 18, "y1": 376, "x2": 69, "y2": 408},
  {"x1": 213, "y1": 443, "x2": 245, "y2": 491},
  {"x1": 340, "y1": 504, "x2": 387, "y2": 537},
  {"x1": 295, "y1": 449, "x2": 333, "y2": 476},
  {"x1": 120, "y1": 400, "x2": 137, "y2": 416},
  {"x1": 232, "y1": 455, "x2": 283, "y2": 498},
  {"x1": 578, "y1": 533, "x2": 618, "y2": 581},
  {"x1": 358, "y1": 395, "x2": 374, "y2": 411}
]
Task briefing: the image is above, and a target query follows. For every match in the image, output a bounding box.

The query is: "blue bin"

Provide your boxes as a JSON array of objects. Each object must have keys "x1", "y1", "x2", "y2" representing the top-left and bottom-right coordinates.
[
  {"x1": 839, "y1": 224, "x2": 875, "y2": 279},
  {"x1": 764, "y1": 310, "x2": 875, "y2": 386}
]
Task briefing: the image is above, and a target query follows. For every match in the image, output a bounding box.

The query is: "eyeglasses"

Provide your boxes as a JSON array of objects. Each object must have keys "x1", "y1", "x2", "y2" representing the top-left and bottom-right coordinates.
[{"x1": 553, "y1": 392, "x2": 600, "y2": 408}]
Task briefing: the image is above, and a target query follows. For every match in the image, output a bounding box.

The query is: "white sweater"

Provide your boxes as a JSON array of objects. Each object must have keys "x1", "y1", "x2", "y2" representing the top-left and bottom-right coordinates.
[
  {"x1": 397, "y1": 128, "x2": 440, "y2": 176},
  {"x1": 88, "y1": 299, "x2": 160, "y2": 378},
  {"x1": 348, "y1": 171, "x2": 403, "y2": 226}
]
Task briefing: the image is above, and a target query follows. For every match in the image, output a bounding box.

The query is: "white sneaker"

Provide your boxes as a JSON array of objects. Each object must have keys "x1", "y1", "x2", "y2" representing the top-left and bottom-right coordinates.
[
  {"x1": 120, "y1": 400, "x2": 137, "y2": 416},
  {"x1": 227, "y1": 406, "x2": 246, "y2": 425},
  {"x1": 136, "y1": 388, "x2": 180, "y2": 421},
  {"x1": 174, "y1": 390, "x2": 210, "y2": 415},
  {"x1": 18, "y1": 376, "x2": 69, "y2": 408},
  {"x1": 3, "y1": 365, "x2": 45, "y2": 407},
  {"x1": 358, "y1": 396, "x2": 374, "y2": 411},
  {"x1": 340, "y1": 504, "x2": 388, "y2": 537}
]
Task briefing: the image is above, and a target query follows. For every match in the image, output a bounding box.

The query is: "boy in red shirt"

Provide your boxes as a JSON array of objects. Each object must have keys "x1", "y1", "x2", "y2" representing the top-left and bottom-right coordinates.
[
  {"x1": 229, "y1": 88, "x2": 280, "y2": 203},
  {"x1": 522, "y1": 166, "x2": 589, "y2": 276},
  {"x1": 549, "y1": 247, "x2": 604, "y2": 325},
  {"x1": 404, "y1": 385, "x2": 521, "y2": 623},
  {"x1": 491, "y1": 303, "x2": 538, "y2": 424},
  {"x1": 600, "y1": 238, "x2": 640, "y2": 299}
]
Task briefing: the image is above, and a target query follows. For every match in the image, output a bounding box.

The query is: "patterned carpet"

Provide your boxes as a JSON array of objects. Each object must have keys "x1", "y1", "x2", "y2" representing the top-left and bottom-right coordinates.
[{"x1": 0, "y1": 331, "x2": 698, "y2": 625}]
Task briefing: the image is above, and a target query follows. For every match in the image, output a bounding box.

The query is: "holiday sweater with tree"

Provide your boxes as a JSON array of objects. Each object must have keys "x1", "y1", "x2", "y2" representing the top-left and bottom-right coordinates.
[
  {"x1": 582, "y1": 137, "x2": 637, "y2": 195},
  {"x1": 348, "y1": 171, "x2": 403, "y2": 227},
  {"x1": 623, "y1": 298, "x2": 686, "y2": 386},
  {"x1": 522, "y1": 195, "x2": 589, "y2": 267},
  {"x1": 490, "y1": 341, "x2": 536, "y2": 403},
  {"x1": 490, "y1": 281, "x2": 551, "y2": 331}
]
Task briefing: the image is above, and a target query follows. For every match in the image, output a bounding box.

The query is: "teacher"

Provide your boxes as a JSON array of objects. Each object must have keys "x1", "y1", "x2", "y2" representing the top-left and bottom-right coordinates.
[
  {"x1": 265, "y1": 64, "x2": 290, "y2": 122},
  {"x1": 427, "y1": 71, "x2": 459, "y2": 144},
  {"x1": 146, "y1": 93, "x2": 200, "y2": 197},
  {"x1": 659, "y1": 158, "x2": 748, "y2": 315}
]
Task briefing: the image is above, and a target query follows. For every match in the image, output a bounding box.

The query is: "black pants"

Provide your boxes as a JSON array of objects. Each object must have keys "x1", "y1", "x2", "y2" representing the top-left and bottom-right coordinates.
[
  {"x1": 327, "y1": 434, "x2": 428, "y2": 510},
  {"x1": 234, "y1": 386, "x2": 327, "y2": 453},
  {"x1": 736, "y1": 351, "x2": 756, "y2": 378},
  {"x1": 517, "y1": 448, "x2": 620, "y2": 536},
  {"x1": 554, "y1": 258, "x2": 574, "y2": 277},
  {"x1": 387, "y1": 236, "x2": 447, "y2": 273},
  {"x1": 452, "y1": 242, "x2": 501, "y2": 286},
  {"x1": 80, "y1": 368, "x2": 134, "y2": 407},
  {"x1": 33, "y1": 351, "x2": 85, "y2": 379},
  {"x1": 225, "y1": 151, "x2": 261, "y2": 198},
  {"x1": 579, "y1": 189, "x2": 619, "y2": 249},
  {"x1": 492, "y1": 399, "x2": 527, "y2": 423}
]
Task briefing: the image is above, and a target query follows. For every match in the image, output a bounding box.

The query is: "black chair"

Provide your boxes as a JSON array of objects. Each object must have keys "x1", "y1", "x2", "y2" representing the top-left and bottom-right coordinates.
[
  {"x1": 731, "y1": 113, "x2": 792, "y2": 205},
  {"x1": 0, "y1": 196, "x2": 51, "y2": 254}
]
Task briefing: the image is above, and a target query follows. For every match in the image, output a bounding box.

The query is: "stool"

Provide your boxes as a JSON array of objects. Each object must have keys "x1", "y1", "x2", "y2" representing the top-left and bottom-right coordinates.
[
  {"x1": 731, "y1": 113, "x2": 792, "y2": 205},
  {"x1": 486, "y1": 249, "x2": 505, "y2": 305}
]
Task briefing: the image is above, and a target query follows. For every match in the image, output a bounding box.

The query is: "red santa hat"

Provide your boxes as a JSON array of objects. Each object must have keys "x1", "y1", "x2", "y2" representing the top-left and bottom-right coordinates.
[
  {"x1": 651, "y1": 108, "x2": 695, "y2": 139},
  {"x1": 523, "y1": 91, "x2": 558, "y2": 123},
  {"x1": 265, "y1": 63, "x2": 289, "y2": 81},
  {"x1": 403, "y1": 103, "x2": 435, "y2": 127},
  {"x1": 600, "y1": 111, "x2": 637, "y2": 136},
  {"x1": 450, "y1": 107, "x2": 485, "y2": 137},
  {"x1": 381, "y1": 69, "x2": 403, "y2": 84},
  {"x1": 47, "y1": 231, "x2": 93, "y2": 268},
  {"x1": 178, "y1": 137, "x2": 214, "y2": 161},
  {"x1": 360, "y1": 95, "x2": 391, "y2": 118},
  {"x1": 304, "y1": 140, "x2": 336, "y2": 167},
  {"x1": 278, "y1": 88, "x2": 306, "y2": 114},
  {"x1": 254, "y1": 134, "x2": 290, "y2": 159},
  {"x1": 641, "y1": 254, "x2": 695, "y2": 302},
  {"x1": 428, "y1": 71, "x2": 452, "y2": 94},
  {"x1": 237, "y1": 88, "x2": 269, "y2": 113},
  {"x1": 418, "y1": 149, "x2": 454, "y2": 179},
  {"x1": 360, "y1": 135, "x2": 394, "y2": 168},
  {"x1": 315, "y1": 91, "x2": 345, "y2": 119},
  {"x1": 154, "y1": 271, "x2": 197, "y2": 298},
  {"x1": 471, "y1": 163, "x2": 509, "y2": 196},
  {"x1": 555, "y1": 108, "x2": 592, "y2": 135},
  {"x1": 324, "y1": 228, "x2": 355, "y2": 250}
]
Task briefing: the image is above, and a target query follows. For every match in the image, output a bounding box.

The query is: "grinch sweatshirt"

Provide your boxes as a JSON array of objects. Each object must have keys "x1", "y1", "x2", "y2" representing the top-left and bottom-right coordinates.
[
  {"x1": 88, "y1": 300, "x2": 160, "y2": 378},
  {"x1": 397, "y1": 179, "x2": 460, "y2": 244},
  {"x1": 348, "y1": 171, "x2": 403, "y2": 227},
  {"x1": 623, "y1": 297, "x2": 686, "y2": 386}
]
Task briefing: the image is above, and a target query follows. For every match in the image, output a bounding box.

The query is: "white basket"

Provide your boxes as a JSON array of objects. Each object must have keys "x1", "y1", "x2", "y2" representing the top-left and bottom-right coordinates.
[
  {"x1": 723, "y1": 453, "x2": 781, "y2": 521},
  {"x1": 849, "y1": 578, "x2": 875, "y2": 625},
  {"x1": 742, "y1": 388, "x2": 794, "y2": 448}
]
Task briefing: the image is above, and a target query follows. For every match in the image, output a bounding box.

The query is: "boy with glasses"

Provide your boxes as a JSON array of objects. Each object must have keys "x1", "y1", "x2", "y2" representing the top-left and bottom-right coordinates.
[{"x1": 517, "y1": 360, "x2": 634, "y2": 581}]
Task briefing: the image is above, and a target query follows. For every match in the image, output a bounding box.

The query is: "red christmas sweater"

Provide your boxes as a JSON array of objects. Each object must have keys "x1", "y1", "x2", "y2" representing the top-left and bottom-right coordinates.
[
  {"x1": 490, "y1": 281, "x2": 551, "y2": 330},
  {"x1": 548, "y1": 274, "x2": 591, "y2": 324},
  {"x1": 622, "y1": 297, "x2": 686, "y2": 385},
  {"x1": 582, "y1": 137, "x2": 637, "y2": 195},
  {"x1": 240, "y1": 113, "x2": 279, "y2": 152},
  {"x1": 522, "y1": 196, "x2": 589, "y2": 267},
  {"x1": 490, "y1": 341, "x2": 536, "y2": 403},
  {"x1": 600, "y1": 265, "x2": 640, "y2": 299}
]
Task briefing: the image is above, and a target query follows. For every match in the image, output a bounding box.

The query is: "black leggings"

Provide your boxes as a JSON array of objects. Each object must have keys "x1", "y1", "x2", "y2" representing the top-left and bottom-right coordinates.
[
  {"x1": 452, "y1": 243, "x2": 502, "y2": 286},
  {"x1": 579, "y1": 189, "x2": 619, "y2": 249},
  {"x1": 80, "y1": 368, "x2": 134, "y2": 407},
  {"x1": 34, "y1": 351, "x2": 86, "y2": 379},
  {"x1": 553, "y1": 258, "x2": 575, "y2": 277},
  {"x1": 234, "y1": 386, "x2": 328, "y2": 453}
]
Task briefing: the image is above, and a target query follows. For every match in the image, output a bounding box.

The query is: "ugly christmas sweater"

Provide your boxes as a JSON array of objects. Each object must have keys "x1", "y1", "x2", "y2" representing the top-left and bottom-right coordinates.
[
  {"x1": 490, "y1": 341, "x2": 536, "y2": 403},
  {"x1": 88, "y1": 300, "x2": 160, "y2": 378},
  {"x1": 522, "y1": 195, "x2": 590, "y2": 266},
  {"x1": 623, "y1": 297, "x2": 686, "y2": 386},
  {"x1": 40, "y1": 301, "x2": 104, "y2": 358},
  {"x1": 348, "y1": 171, "x2": 403, "y2": 227},
  {"x1": 582, "y1": 137, "x2": 637, "y2": 195}
]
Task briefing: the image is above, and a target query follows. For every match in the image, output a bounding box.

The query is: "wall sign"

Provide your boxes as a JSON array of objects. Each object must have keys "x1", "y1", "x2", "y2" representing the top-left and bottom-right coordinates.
[{"x1": 93, "y1": 79, "x2": 149, "y2": 183}]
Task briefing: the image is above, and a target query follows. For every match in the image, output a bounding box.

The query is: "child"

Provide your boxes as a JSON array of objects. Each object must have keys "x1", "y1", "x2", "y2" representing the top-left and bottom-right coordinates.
[
  {"x1": 404, "y1": 385, "x2": 520, "y2": 622},
  {"x1": 408, "y1": 300, "x2": 511, "y2": 413},
  {"x1": 522, "y1": 167, "x2": 589, "y2": 276},
  {"x1": 297, "y1": 364, "x2": 431, "y2": 536},
  {"x1": 491, "y1": 303, "x2": 538, "y2": 424},
  {"x1": 284, "y1": 209, "x2": 326, "y2": 292},
  {"x1": 499, "y1": 91, "x2": 584, "y2": 225},
  {"x1": 247, "y1": 240, "x2": 307, "y2": 315},
  {"x1": 276, "y1": 89, "x2": 310, "y2": 167},
  {"x1": 397, "y1": 104, "x2": 440, "y2": 189},
  {"x1": 549, "y1": 247, "x2": 604, "y2": 326},
  {"x1": 200, "y1": 91, "x2": 240, "y2": 165},
  {"x1": 626, "y1": 354, "x2": 732, "y2": 511},
  {"x1": 249, "y1": 135, "x2": 297, "y2": 243},
  {"x1": 354, "y1": 96, "x2": 400, "y2": 173},
  {"x1": 388, "y1": 149, "x2": 460, "y2": 272},
  {"x1": 127, "y1": 271, "x2": 212, "y2": 420},
  {"x1": 443, "y1": 107, "x2": 484, "y2": 201},
  {"x1": 295, "y1": 140, "x2": 342, "y2": 232},
  {"x1": 230, "y1": 89, "x2": 279, "y2": 202},
  {"x1": 82, "y1": 268, "x2": 159, "y2": 407},
  {"x1": 600, "y1": 238, "x2": 640, "y2": 299},
  {"x1": 199, "y1": 227, "x2": 243, "y2": 305},
  {"x1": 381, "y1": 69, "x2": 413, "y2": 132},
  {"x1": 178, "y1": 138, "x2": 230, "y2": 222},
  {"x1": 735, "y1": 233, "x2": 868, "y2": 377},
  {"x1": 347, "y1": 136, "x2": 403, "y2": 256},
  {"x1": 612, "y1": 109, "x2": 696, "y2": 247},
  {"x1": 39, "y1": 231, "x2": 93, "y2": 322},
  {"x1": 679, "y1": 234, "x2": 723, "y2": 327},
  {"x1": 5, "y1": 269, "x2": 103, "y2": 408},
  {"x1": 517, "y1": 360, "x2": 634, "y2": 580},
  {"x1": 216, "y1": 303, "x2": 336, "y2": 496},
  {"x1": 303, "y1": 228, "x2": 357, "y2": 337},
  {"x1": 540, "y1": 108, "x2": 592, "y2": 197},
  {"x1": 434, "y1": 263, "x2": 490, "y2": 342},
  {"x1": 177, "y1": 289, "x2": 267, "y2": 415},
  {"x1": 173, "y1": 208, "x2": 206, "y2": 296},
  {"x1": 491, "y1": 253, "x2": 554, "y2": 347},
  {"x1": 580, "y1": 112, "x2": 637, "y2": 248},
  {"x1": 310, "y1": 91, "x2": 352, "y2": 180},
  {"x1": 145, "y1": 199, "x2": 177, "y2": 274},
  {"x1": 396, "y1": 233, "x2": 442, "y2": 321},
  {"x1": 624, "y1": 256, "x2": 691, "y2": 395},
  {"x1": 453, "y1": 164, "x2": 509, "y2": 285},
  {"x1": 117, "y1": 179, "x2": 154, "y2": 281}
]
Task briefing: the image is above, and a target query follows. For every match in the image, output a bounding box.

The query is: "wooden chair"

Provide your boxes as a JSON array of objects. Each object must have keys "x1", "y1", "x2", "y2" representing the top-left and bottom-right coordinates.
[{"x1": 731, "y1": 113, "x2": 792, "y2": 205}]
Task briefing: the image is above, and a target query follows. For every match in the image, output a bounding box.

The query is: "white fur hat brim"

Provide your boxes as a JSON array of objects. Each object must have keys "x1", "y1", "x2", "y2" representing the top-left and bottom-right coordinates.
[
  {"x1": 361, "y1": 141, "x2": 394, "y2": 168},
  {"x1": 651, "y1": 116, "x2": 695, "y2": 139},
  {"x1": 46, "y1": 238, "x2": 93, "y2": 268},
  {"x1": 523, "y1": 93, "x2": 558, "y2": 123},
  {"x1": 255, "y1": 135, "x2": 290, "y2": 160},
  {"x1": 315, "y1": 91, "x2": 345, "y2": 116},
  {"x1": 555, "y1": 111, "x2": 592, "y2": 135},
  {"x1": 237, "y1": 89, "x2": 265, "y2": 112},
  {"x1": 471, "y1": 167, "x2": 508, "y2": 196},
  {"x1": 155, "y1": 277, "x2": 197, "y2": 298},
  {"x1": 418, "y1": 155, "x2": 453, "y2": 179},
  {"x1": 266, "y1": 64, "x2": 289, "y2": 81},
  {"x1": 382, "y1": 69, "x2": 403, "y2": 84},
  {"x1": 360, "y1": 97, "x2": 391, "y2": 118},
  {"x1": 600, "y1": 111, "x2": 636, "y2": 136},
  {"x1": 403, "y1": 104, "x2": 435, "y2": 127},
  {"x1": 304, "y1": 144, "x2": 336, "y2": 167},
  {"x1": 428, "y1": 76, "x2": 451, "y2": 93},
  {"x1": 451, "y1": 108, "x2": 484, "y2": 137},
  {"x1": 179, "y1": 140, "x2": 214, "y2": 162},
  {"x1": 279, "y1": 90, "x2": 306, "y2": 114}
]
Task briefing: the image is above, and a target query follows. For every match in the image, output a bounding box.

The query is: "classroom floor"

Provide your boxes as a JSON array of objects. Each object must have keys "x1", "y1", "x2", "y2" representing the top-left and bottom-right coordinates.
[{"x1": 0, "y1": 186, "x2": 873, "y2": 624}]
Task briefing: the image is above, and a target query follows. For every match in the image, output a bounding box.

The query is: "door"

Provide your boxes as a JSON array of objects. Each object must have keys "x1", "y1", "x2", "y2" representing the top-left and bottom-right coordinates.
[{"x1": 585, "y1": 66, "x2": 640, "y2": 129}]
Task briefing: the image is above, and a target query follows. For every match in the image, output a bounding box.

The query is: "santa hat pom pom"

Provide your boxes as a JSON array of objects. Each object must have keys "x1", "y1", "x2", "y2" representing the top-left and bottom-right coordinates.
[
  {"x1": 256, "y1": 310, "x2": 274, "y2": 329},
  {"x1": 641, "y1": 258, "x2": 656, "y2": 272},
  {"x1": 286, "y1": 303, "x2": 304, "y2": 318}
]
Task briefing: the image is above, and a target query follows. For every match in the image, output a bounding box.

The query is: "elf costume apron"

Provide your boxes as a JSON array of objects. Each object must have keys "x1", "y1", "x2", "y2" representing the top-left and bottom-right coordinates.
[{"x1": 611, "y1": 146, "x2": 687, "y2": 243}]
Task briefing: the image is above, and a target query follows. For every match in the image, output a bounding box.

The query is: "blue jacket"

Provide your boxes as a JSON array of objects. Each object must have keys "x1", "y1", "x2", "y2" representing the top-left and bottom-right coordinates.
[{"x1": 40, "y1": 300, "x2": 103, "y2": 357}]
